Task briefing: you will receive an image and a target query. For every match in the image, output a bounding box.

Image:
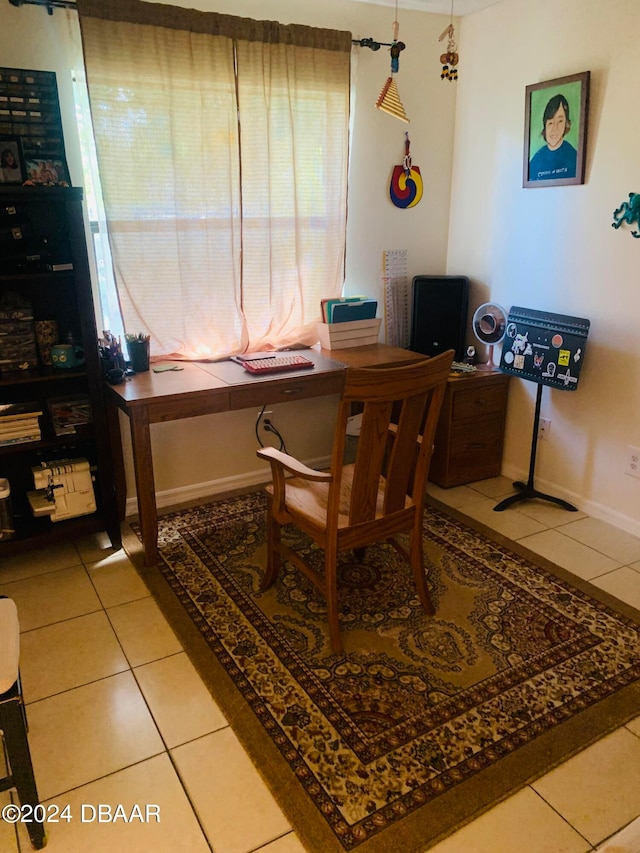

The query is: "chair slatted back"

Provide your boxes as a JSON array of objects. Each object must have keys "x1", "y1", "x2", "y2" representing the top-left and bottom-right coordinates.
[{"x1": 334, "y1": 350, "x2": 454, "y2": 526}]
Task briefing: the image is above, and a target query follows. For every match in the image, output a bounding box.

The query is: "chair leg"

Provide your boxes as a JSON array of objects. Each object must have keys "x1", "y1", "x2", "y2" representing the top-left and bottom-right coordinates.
[
  {"x1": 1, "y1": 693, "x2": 47, "y2": 849},
  {"x1": 324, "y1": 544, "x2": 343, "y2": 653},
  {"x1": 353, "y1": 547, "x2": 366, "y2": 562},
  {"x1": 409, "y1": 527, "x2": 435, "y2": 616},
  {"x1": 17, "y1": 672, "x2": 29, "y2": 733},
  {"x1": 261, "y1": 509, "x2": 282, "y2": 591}
]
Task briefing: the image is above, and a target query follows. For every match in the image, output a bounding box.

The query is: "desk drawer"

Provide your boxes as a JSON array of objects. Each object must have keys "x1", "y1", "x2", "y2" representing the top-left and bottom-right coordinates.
[
  {"x1": 147, "y1": 390, "x2": 231, "y2": 423},
  {"x1": 449, "y1": 414, "x2": 504, "y2": 457},
  {"x1": 229, "y1": 372, "x2": 343, "y2": 409},
  {"x1": 437, "y1": 450, "x2": 503, "y2": 486},
  {"x1": 431, "y1": 415, "x2": 504, "y2": 487},
  {"x1": 452, "y1": 384, "x2": 507, "y2": 421}
]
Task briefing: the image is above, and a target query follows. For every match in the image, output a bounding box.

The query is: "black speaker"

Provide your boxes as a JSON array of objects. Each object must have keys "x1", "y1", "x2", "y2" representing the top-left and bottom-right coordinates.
[{"x1": 410, "y1": 275, "x2": 469, "y2": 360}]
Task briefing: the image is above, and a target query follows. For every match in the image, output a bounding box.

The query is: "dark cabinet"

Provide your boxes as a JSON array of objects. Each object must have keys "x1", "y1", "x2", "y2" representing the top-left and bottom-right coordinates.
[{"x1": 0, "y1": 186, "x2": 120, "y2": 554}]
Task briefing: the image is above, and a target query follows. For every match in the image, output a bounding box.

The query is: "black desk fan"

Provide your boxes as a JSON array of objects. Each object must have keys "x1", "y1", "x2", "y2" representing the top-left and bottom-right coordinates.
[{"x1": 471, "y1": 302, "x2": 507, "y2": 369}]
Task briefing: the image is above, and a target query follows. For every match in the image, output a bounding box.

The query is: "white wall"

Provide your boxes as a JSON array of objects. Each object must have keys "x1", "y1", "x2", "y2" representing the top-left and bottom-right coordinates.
[
  {"x1": 449, "y1": 0, "x2": 640, "y2": 534},
  {"x1": 0, "y1": 0, "x2": 458, "y2": 509}
]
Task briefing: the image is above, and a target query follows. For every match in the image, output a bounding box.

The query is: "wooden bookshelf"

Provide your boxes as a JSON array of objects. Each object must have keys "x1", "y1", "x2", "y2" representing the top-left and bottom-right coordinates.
[{"x1": 0, "y1": 186, "x2": 120, "y2": 554}]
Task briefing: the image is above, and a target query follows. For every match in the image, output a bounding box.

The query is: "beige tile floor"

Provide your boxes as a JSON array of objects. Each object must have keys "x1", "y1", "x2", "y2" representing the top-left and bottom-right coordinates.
[{"x1": 1, "y1": 476, "x2": 639, "y2": 852}]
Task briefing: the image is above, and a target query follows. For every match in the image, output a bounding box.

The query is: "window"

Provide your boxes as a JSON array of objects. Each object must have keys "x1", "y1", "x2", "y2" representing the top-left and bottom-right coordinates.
[
  {"x1": 73, "y1": 70, "x2": 124, "y2": 342},
  {"x1": 77, "y1": 2, "x2": 352, "y2": 359}
]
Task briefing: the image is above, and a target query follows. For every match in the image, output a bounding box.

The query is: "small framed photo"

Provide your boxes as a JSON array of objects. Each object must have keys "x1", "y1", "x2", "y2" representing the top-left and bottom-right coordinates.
[
  {"x1": 523, "y1": 71, "x2": 590, "y2": 188},
  {"x1": 0, "y1": 136, "x2": 25, "y2": 185},
  {"x1": 24, "y1": 154, "x2": 70, "y2": 186}
]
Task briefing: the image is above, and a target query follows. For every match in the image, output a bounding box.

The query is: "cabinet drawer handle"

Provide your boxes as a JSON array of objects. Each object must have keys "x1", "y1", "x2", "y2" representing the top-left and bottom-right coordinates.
[{"x1": 281, "y1": 388, "x2": 302, "y2": 395}]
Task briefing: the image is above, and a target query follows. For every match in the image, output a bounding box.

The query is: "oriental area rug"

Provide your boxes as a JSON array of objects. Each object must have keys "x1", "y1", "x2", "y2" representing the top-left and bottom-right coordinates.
[{"x1": 130, "y1": 492, "x2": 640, "y2": 853}]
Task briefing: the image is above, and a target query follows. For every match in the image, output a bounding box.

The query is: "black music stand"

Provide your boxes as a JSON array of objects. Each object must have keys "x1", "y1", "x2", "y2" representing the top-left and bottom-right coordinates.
[{"x1": 494, "y1": 307, "x2": 590, "y2": 513}]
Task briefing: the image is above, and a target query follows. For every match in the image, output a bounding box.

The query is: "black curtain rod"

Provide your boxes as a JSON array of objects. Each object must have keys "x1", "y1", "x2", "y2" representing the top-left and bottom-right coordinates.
[
  {"x1": 10, "y1": 1, "x2": 408, "y2": 39},
  {"x1": 352, "y1": 37, "x2": 406, "y2": 55},
  {"x1": 8, "y1": 0, "x2": 76, "y2": 13},
  {"x1": 352, "y1": 38, "x2": 394, "y2": 51},
  {"x1": 10, "y1": 2, "x2": 399, "y2": 34}
]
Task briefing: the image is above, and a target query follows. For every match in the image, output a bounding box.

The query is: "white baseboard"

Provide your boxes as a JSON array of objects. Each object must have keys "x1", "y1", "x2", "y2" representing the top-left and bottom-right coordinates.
[
  {"x1": 125, "y1": 457, "x2": 640, "y2": 540},
  {"x1": 124, "y1": 455, "x2": 332, "y2": 518},
  {"x1": 501, "y1": 463, "x2": 640, "y2": 538}
]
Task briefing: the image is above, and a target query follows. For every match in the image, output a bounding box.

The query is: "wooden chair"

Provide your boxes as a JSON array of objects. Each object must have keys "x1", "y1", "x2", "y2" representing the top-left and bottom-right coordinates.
[{"x1": 257, "y1": 349, "x2": 455, "y2": 652}]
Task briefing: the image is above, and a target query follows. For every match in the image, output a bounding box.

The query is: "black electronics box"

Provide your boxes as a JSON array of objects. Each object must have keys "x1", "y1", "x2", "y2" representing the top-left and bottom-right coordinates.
[{"x1": 410, "y1": 275, "x2": 469, "y2": 360}]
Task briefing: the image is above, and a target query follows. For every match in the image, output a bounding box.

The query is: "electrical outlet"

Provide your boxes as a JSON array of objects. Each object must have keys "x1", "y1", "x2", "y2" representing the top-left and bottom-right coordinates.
[
  {"x1": 625, "y1": 445, "x2": 640, "y2": 479},
  {"x1": 538, "y1": 417, "x2": 551, "y2": 440}
]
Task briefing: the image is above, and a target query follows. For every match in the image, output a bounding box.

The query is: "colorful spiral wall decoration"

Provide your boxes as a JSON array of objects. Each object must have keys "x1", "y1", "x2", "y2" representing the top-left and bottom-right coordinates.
[
  {"x1": 389, "y1": 133, "x2": 423, "y2": 208},
  {"x1": 390, "y1": 164, "x2": 423, "y2": 208}
]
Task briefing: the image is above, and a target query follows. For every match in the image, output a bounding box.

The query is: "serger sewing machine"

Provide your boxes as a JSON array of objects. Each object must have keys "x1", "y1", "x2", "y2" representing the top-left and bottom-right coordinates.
[{"x1": 27, "y1": 458, "x2": 96, "y2": 522}]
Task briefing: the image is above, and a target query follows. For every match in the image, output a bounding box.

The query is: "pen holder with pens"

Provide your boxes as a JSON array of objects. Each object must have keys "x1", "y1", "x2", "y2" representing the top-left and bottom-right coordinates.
[
  {"x1": 98, "y1": 331, "x2": 127, "y2": 384},
  {"x1": 125, "y1": 334, "x2": 150, "y2": 373}
]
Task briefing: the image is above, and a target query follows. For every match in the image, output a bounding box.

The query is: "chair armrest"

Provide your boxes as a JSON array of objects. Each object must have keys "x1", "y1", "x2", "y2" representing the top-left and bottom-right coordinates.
[{"x1": 257, "y1": 446, "x2": 332, "y2": 482}]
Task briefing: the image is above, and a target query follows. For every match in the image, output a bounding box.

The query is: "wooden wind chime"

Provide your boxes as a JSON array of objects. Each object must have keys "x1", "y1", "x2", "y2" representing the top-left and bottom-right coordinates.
[
  {"x1": 375, "y1": 16, "x2": 408, "y2": 122},
  {"x1": 438, "y1": 1, "x2": 459, "y2": 82}
]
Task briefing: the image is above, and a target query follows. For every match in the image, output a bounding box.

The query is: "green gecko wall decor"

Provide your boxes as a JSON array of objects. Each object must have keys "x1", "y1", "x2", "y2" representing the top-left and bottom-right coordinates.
[{"x1": 612, "y1": 192, "x2": 640, "y2": 238}]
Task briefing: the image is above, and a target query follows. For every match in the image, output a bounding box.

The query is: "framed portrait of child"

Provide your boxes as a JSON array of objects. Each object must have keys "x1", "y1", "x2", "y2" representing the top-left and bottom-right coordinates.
[{"x1": 523, "y1": 71, "x2": 590, "y2": 188}]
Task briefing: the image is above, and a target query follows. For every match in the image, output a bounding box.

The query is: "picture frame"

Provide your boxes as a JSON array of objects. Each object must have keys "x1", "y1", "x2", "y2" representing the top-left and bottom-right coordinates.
[
  {"x1": 24, "y1": 154, "x2": 70, "y2": 186},
  {"x1": 0, "y1": 135, "x2": 25, "y2": 185},
  {"x1": 523, "y1": 71, "x2": 590, "y2": 188}
]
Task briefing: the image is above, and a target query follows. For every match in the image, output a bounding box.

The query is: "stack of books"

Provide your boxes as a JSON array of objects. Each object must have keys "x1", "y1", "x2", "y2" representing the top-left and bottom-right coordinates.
[
  {"x1": 0, "y1": 401, "x2": 43, "y2": 446},
  {"x1": 0, "y1": 301, "x2": 38, "y2": 372},
  {"x1": 48, "y1": 395, "x2": 93, "y2": 436}
]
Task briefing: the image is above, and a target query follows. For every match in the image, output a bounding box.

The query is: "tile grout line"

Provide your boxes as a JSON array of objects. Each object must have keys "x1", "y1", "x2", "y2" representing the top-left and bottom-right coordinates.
[{"x1": 82, "y1": 555, "x2": 218, "y2": 852}]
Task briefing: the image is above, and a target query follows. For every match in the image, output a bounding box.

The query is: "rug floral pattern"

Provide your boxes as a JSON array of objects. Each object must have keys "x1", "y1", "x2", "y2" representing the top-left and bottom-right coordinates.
[{"x1": 149, "y1": 494, "x2": 640, "y2": 849}]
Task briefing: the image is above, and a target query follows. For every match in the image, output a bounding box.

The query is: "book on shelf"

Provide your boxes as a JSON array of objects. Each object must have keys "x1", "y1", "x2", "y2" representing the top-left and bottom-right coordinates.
[
  {"x1": 0, "y1": 432, "x2": 40, "y2": 447},
  {"x1": 48, "y1": 394, "x2": 93, "y2": 436},
  {"x1": 0, "y1": 401, "x2": 42, "y2": 444},
  {"x1": 0, "y1": 401, "x2": 43, "y2": 421},
  {"x1": 0, "y1": 419, "x2": 41, "y2": 438}
]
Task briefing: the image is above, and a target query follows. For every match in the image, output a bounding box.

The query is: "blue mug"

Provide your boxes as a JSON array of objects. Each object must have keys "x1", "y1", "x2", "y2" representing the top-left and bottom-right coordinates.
[{"x1": 51, "y1": 344, "x2": 85, "y2": 369}]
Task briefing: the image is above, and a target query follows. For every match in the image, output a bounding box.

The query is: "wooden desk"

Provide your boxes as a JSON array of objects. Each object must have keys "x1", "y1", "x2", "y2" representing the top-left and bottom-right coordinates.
[{"x1": 105, "y1": 344, "x2": 423, "y2": 565}]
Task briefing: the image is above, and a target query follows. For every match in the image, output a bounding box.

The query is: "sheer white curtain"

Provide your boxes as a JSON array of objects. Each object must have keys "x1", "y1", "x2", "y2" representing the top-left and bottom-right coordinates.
[{"x1": 77, "y1": 0, "x2": 351, "y2": 359}]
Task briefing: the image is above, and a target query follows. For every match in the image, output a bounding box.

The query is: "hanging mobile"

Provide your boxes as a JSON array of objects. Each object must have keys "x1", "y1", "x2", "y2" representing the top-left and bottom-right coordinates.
[
  {"x1": 375, "y1": 5, "x2": 409, "y2": 122},
  {"x1": 390, "y1": 132, "x2": 423, "y2": 208},
  {"x1": 438, "y1": 0, "x2": 459, "y2": 81}
]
